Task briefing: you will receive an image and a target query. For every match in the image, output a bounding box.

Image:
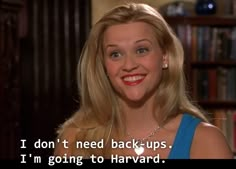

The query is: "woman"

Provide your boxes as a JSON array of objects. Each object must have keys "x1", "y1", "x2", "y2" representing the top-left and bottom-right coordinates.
[{"x1": 54, "y1": 3, "x2": 233, "y2": 159}]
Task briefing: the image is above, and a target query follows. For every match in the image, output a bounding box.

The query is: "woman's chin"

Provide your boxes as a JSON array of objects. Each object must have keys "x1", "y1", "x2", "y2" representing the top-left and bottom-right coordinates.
[{"x1": 123, "y1": 94, "x2": 147, "y2": 104}]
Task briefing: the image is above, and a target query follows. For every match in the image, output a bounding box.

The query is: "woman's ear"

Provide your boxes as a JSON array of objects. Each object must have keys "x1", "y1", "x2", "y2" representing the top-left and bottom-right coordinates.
[{"x1": 162, "y1": 54, "x2": 169, "y2": 69}]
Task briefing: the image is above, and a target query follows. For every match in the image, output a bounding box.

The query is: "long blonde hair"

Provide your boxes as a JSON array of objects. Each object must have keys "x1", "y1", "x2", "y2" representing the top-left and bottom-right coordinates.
[{"x1": 56, "y1": 2, "x2": 208, "y2": 158}]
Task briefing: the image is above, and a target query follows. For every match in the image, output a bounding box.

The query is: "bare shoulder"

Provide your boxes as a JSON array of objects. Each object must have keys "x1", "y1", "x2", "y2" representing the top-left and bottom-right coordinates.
[{"x1": 191, "y1": 122, "x2": 234, "y2": 159}]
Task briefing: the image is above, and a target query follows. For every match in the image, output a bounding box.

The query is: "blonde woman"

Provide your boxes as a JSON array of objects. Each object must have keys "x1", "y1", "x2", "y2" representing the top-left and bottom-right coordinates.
[{"x1": 54, "y1": 3, "x2": 233, "y2": 159}]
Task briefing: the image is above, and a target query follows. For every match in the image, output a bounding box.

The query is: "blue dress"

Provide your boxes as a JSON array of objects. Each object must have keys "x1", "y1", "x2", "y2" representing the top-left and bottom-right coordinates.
[{"x1": 168, "y1": 113, "x2": 202, "y2": 159}]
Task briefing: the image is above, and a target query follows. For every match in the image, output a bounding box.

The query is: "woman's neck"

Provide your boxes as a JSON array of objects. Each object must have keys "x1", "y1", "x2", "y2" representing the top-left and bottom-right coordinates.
[{"x1": 120, "y1": 100, "x2": 159, "y2": 138}]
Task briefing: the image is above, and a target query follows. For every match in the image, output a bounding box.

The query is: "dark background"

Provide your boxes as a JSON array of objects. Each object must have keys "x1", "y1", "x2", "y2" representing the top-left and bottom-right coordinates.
[{"x1": 0, "y1": 0, "x2": 91, "y2": 160}]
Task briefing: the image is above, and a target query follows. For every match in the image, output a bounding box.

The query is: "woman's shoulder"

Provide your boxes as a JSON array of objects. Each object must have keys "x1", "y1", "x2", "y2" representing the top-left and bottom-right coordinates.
[
  {"x1": 191, "y1": 121, "x2": 234, "y2": 159},
  {"x1": 54, "y1": 118, "x2": 82, "y2": 156}
]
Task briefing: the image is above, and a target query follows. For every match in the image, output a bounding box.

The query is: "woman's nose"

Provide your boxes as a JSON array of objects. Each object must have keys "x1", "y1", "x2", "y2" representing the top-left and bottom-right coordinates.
[{"x1": 122, "y1": 55, "x2": 139, "y2": 72}]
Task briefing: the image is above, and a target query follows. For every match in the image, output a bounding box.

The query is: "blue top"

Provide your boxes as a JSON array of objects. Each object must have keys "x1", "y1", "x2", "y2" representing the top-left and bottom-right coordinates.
[{"x1": 168, "y1": 113, "x2": 202, "y2": 159}]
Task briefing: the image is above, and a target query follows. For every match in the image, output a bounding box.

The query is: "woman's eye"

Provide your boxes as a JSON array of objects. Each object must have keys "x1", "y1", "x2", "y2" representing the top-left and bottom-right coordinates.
[
  {"x1": 110, "y1": 51, "x2": 122, "y2": 59},
  {"x1": 137, "y1": 48, "x2": 148, "y2": 54}
]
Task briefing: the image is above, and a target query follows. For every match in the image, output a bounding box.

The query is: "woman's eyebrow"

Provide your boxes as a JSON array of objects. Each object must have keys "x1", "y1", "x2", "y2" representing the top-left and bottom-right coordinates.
[{"x1": 135, "y1": 38, "x2": 153, "y2": 44}]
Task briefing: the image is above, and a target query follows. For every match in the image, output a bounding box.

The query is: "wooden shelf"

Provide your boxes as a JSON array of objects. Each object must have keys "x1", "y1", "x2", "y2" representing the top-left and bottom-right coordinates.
[
  {"x1": 165, "y1": 15, "x2": 236, "y2": 26},
  {"x1": 197, "y1": 100, "x2": 236, "y2": 109},
  {"x1": 191, "y1": 61, "x2": 236, "y2": 68}
]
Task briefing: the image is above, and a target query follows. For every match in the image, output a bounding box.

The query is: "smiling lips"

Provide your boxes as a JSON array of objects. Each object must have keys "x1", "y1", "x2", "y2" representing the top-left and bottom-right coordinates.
[{"x1": 122, "y1": 74, "x2": 145, "y2": 86}]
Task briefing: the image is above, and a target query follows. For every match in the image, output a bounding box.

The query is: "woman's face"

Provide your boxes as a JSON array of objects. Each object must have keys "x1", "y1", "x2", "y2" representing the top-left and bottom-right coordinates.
[{"x1": 103, "y1": 22, "x2": 168, "y2": 103}]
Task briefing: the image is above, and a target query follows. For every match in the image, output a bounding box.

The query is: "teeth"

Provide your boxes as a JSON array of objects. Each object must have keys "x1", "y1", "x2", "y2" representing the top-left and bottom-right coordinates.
[{"x1": 123, "y1": 75, "x2": 144, "y2": 82}]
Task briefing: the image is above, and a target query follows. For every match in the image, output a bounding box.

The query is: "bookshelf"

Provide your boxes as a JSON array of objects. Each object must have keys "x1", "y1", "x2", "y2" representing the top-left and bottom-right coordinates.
[{"x1": 165, "y1": 15, "x2": 236, "y2": 154}]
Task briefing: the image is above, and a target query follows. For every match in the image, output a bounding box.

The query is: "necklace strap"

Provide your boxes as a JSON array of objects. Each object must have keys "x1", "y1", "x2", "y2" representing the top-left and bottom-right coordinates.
[{"x1": 127, "y1": 125, "x2": 160, "y2": 142}]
